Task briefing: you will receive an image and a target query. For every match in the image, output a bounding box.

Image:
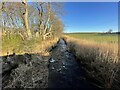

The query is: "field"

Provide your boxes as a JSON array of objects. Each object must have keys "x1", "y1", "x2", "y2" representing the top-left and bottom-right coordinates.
[
  {"x1": 65, "y1": 33, "x2": 118, "y2": 43},
  {"x1": 64, "y1": 33, "x2": 119, "y2": 89}
]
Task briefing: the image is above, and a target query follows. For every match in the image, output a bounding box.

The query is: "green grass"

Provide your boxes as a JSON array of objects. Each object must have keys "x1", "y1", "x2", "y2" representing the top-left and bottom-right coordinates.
[
  {"x1": 65, "y1": 33, "x2": 118, "y2": 43},
  {"x1": 2, "y1": 33, "x2": 42, "y2": 55},
  {"x1": 2, "y1": 34, "x2": 22, "y2": 53}
]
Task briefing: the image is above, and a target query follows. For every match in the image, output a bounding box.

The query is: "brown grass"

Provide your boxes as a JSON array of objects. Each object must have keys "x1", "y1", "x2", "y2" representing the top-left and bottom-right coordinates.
[
  {"x1": 64, "y1": 35, "x2": 120, "y2": 89},
  {"x1": 33, "y1": 38, "x2": 59, "y2": 56}
]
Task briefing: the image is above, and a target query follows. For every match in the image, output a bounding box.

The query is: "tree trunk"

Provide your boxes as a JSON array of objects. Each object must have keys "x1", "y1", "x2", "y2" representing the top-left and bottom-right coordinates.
[
  {"x1": 22, "y1": 0, "x2": 32, "y2": 38},
  {"x1": 43, "y1": 2, "x2": 51, "y2": 40},
  {"x1": 1, "y1": 2, "x2": 5, "y2": 31},
  {"x1": 38, "y1": 3, "x2": 44, "y2": 35}
]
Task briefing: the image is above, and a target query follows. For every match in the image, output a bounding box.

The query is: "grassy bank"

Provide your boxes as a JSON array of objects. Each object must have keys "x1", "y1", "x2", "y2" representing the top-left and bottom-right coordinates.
[
  {"x1": 64, "y1": 35, "x2": 119, "y2": 89},
  {"x1": 1, "y1": 32, "x2": 59, "y2": 56}
]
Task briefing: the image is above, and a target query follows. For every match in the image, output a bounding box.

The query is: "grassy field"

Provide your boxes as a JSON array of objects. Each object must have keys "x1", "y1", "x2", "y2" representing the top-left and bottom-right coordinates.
[
  {"x1": 64, "y1": 33, "x2": 119, "y2": 89},
  {"x1": 65, "y1": 33, "x2": 118, "y2": 43}
]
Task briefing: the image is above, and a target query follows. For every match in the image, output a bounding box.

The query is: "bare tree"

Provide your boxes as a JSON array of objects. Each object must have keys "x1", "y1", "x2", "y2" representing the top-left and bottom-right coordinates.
[
  {"x1": 42, "y1": 2, "x2": 64, "y2": 40},
  {"x1": 1, "y1": 2, "x2": 64, "y2": 40},
  {"x1": 52, "y1": 17, "x2": 64, "y2": 38}
]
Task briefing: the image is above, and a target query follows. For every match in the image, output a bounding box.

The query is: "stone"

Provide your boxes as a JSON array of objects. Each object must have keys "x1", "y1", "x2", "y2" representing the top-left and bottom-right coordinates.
[{"x1": 50, "y1": 58, "x2": 55, "y2": 63}]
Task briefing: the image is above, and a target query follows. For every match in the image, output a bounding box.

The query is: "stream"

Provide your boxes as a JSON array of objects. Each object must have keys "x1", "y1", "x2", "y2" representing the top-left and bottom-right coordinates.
[{"x1": 48, "y1": 39, "x2": 96, "y2": 88}]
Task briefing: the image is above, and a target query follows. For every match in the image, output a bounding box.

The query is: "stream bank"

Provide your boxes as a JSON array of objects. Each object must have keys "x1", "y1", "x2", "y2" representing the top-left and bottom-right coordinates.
[{"x1": 1, "y1": 38, "x2": 98, "y2": 88}]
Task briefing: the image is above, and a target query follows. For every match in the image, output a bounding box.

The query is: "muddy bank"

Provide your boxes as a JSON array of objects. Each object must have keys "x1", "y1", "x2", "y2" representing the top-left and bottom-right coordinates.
[
  {"x1": 1, "y1": 38, "x2": 98, "y2": 88},
  {"x1": 1, "y1": 53, "x2": 49, "y2": 88}
]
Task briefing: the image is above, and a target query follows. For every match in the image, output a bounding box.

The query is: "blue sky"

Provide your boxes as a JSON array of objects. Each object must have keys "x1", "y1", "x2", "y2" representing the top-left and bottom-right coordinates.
[{"x1": 62, "y1": 2, "x2": 118, "y2": 33}]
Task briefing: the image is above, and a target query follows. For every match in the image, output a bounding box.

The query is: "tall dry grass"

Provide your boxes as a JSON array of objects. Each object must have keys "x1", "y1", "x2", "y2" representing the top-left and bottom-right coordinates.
[
  {"x1": 33, "y1": 38, "x2": 59, "y2": 56},
  {"x1": 64, "y1": 36, "x2": 120, "y2": 89}
]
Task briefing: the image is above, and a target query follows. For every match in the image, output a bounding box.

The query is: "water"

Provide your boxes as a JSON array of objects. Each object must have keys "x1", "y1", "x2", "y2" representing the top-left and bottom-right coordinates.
[{"x1": 48, "y1": 39, "x2": 97, "y2": 88}]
